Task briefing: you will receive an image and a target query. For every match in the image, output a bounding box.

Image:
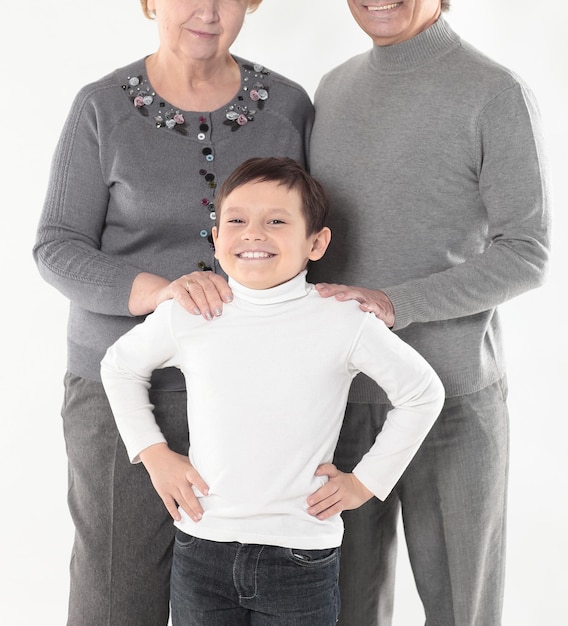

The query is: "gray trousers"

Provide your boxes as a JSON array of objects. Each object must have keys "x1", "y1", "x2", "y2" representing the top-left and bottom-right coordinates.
[
  {"x1": 335, "y1": 378, "x2": 509, "y2": 626},
  {"x1": 62, "y1": 372, "x2": 189, "y2": 626}
]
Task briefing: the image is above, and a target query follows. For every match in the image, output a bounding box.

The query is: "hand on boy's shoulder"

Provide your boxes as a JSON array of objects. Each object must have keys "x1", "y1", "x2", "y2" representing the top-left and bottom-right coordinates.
[{"x1": 315, "y1": 283, "x2": 395, "y2": 328}]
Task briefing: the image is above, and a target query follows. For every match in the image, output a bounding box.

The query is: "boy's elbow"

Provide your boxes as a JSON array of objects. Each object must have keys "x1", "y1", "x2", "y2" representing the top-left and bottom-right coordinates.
[{"x1": 428, "y1": 373, "x2": 446, "y2": 418}]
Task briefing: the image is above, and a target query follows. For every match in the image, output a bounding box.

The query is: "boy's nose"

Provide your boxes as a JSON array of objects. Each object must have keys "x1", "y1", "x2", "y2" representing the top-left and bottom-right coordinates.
[{"x1": 242, "y1": 225, "x2": 266, "y2": 240}]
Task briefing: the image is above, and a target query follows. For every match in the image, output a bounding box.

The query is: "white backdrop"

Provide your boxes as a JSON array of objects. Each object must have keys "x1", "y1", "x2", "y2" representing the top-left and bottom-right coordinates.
[{"x1": 1, "y1": 1, "x2": 566, "y2": 624}]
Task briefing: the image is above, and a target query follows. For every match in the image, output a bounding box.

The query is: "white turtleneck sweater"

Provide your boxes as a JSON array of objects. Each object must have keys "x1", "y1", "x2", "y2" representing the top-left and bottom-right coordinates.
[{"x1": 101, "y1": 271, "x2": 444, "y2": 549}]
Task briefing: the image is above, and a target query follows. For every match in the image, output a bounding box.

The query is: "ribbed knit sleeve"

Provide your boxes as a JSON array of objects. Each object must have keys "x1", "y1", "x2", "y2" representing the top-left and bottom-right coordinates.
[
  {"x1": 34, "y1": 81, "x2": 142, "y2": 316},
  {"x1": 385, "y1": 81, "x2": 550, "y2": 331}
]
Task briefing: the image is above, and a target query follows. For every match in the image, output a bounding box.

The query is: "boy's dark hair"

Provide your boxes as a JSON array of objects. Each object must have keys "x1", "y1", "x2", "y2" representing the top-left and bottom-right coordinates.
[
  {"x1": 215, "y1": 157, "x2": 329, "y2": 235},
  {"x1": 441, "y1": 0, "x2": 450, "y2": 11}
]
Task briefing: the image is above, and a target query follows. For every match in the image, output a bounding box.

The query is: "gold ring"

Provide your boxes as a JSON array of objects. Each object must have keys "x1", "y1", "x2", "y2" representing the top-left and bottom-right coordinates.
[{"x1": 185, "y1": 280, "x2": 194, "y2": 290}]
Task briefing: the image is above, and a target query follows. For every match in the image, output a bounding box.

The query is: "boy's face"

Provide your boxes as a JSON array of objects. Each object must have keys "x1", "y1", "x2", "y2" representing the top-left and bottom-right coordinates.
[{"x1": 212, "y1": 180, "x2": 331, "y2": 290}]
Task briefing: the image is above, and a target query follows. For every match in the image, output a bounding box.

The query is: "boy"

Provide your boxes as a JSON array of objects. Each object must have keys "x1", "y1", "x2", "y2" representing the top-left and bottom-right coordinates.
[{"x1": 100, "y1": 157, "x2": 444, "y2": 625}]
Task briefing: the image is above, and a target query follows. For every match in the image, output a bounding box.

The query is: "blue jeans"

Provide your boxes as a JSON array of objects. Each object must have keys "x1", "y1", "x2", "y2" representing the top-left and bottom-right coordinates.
[{"x1": 171, "y1": 531, "x2": 341, "y2": 625}]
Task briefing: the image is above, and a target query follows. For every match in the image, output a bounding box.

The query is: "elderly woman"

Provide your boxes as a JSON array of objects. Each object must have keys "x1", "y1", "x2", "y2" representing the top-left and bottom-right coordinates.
[{"x1": 33, "y1": 1, "x2": 313, "y2": 624}]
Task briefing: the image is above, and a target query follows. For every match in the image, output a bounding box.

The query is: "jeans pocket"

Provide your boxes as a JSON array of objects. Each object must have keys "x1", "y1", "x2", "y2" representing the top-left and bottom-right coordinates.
[
  {"x1": 174, "y1": 529, "x2": 199, "y2": 549},
  {"x1": 287, "y1": 546, "x2": 340, "y2": 567}
]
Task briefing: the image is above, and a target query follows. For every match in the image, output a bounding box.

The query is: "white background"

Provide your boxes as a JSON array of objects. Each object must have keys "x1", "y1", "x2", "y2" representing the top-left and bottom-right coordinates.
[{"x1": 1, "y1": 1, "x2": 566, "y2": 624}]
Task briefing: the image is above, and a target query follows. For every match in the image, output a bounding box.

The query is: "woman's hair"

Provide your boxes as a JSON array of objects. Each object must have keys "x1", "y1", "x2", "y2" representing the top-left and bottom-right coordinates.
[
  {"x1": 441, "y1": 0, "x2": 451, "y2": 11},
  {"x1": 140, "y1": 0, "x2": 263, "y2": 20},
  {"x1": 215, "y1": 157, "x2": 330, "y2": 236}
]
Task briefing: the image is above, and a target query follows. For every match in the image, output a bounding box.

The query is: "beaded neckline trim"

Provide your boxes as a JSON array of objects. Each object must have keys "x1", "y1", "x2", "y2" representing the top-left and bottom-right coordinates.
[
  {"x1": 121, "y1": 61, "x2": 270, "y2": 134},
  {"x1": 224, "y1": 63, "x2": 269, "y2": 131},
  {"x1": 120, "y1": 60, "x2": 272, "y2": 270}
]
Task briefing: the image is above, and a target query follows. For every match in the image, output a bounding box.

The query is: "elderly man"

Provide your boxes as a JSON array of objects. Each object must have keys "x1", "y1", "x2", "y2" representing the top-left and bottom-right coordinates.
[{"x1": 308, "y1": 1, "x2": 551, "y2": 624}]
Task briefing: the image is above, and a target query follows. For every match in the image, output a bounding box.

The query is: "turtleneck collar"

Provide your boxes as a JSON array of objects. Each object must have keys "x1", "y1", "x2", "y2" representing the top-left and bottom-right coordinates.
[
  {"x1": 369, "y1": 16, "x2": 460, "y2": 73},
  {"x1": 228, "y1": 270, "x2": 312, "y2": 305}
]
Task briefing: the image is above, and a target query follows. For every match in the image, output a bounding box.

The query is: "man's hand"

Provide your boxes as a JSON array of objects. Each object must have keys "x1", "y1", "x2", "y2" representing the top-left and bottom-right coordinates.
[
  {"x1": 315, "y1": 283, "x2": 395, "y2": 327},
  {"x1": 307, "y1": 463, "x2": 374, "y2": 520},
  {"x1": 139, "y1": 443, "x2": 209, "y2": 522}
]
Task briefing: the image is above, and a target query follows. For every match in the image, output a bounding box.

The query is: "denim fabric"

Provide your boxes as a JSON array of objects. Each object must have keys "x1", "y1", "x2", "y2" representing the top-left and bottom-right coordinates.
[
  {"x1": 334, "y1": 378, "x2": 509, "y2": 626},
  {"x1": 171, "y1": 531, "x2": 341, "y2": 625},
  {"x1": 62, "y1": 372, "x2": 189, "y2": 626}
]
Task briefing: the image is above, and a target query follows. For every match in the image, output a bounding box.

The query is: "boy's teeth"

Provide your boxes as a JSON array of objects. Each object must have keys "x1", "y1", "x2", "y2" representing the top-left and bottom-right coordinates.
[{"x1": 239, "y1": 251, "x2": 271, "y2": 258}]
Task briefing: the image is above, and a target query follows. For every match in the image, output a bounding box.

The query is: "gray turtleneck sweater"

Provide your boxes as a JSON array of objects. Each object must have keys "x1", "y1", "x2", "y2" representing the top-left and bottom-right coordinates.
[{"x1": 309, "y1": 17, "x2": 551, "y2": 402}]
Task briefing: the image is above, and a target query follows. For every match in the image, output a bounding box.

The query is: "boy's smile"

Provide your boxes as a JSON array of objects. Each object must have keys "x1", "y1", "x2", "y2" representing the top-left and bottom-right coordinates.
[
  {"x1": 237, "y1": 251, "x2": 274, "y2": 259},
  {"x1": 212, "y1": 180, "x2": 330, "y2": 290}
]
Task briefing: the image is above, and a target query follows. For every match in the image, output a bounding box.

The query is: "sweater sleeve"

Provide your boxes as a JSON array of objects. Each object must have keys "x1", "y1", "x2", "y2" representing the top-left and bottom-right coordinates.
[
  {"x1": 348, "y1": 316, "x2": 445, "y2": 500},
  {"x1": 385, "y1": 83, "x2": 551, "y2": 331},
  {"x1": 33, "y1": 85, "x2": 142, "y2": 316},
  {"x1": 100, "y1": 301, "x2": 181, "y2": 462}
]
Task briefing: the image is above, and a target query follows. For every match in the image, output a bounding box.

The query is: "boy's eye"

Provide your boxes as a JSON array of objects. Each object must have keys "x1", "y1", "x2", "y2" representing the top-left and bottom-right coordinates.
[
  {"x1": 268, "y1": 219, "x2": 286, "y2": 224},
  {"x1": 227, "y1": 218, "x2": 244, "y2": 223}
]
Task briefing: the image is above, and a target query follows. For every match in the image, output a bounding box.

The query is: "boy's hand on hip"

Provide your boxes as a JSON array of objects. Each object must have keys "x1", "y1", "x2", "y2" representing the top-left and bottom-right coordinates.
[
  {"x1": 139, "y1": 443, "x2": 209, "y2": 523},
  {"x1": 306, "y1": 463, "x2": 374, "y2": 520}
]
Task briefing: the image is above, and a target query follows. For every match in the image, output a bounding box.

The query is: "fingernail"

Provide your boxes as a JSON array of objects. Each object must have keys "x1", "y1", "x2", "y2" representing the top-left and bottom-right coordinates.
[
  {"x1": 223, "y1": 295, "x2": 233, "y2": 303},
  {"x1": 214, "y1": 307, "x2": 222, "y2": 316},
  {"x1": 205, "y1": 311, "x2": 213, "y2": 321},
  {"x1": 193, "y1": 307, "x2": 201, "y2": 315}
]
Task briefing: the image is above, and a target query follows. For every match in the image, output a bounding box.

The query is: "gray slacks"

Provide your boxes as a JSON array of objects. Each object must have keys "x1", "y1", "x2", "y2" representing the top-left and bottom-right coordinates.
[
  {"x1": 335, "y1": 378, "x2": 509, "y2": 626},
  {"x1": 62, "y1": 372, "x2": 189, "y2": 626}
]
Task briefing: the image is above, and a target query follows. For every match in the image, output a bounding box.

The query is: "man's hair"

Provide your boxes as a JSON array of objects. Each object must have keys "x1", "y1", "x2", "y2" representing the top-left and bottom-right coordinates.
[
  {"x1": 215, "y1": 157, "x2": 329, "y2": 235},
  {"x1": 441, "y1": 0, "x2": 451, "y2": 11}
]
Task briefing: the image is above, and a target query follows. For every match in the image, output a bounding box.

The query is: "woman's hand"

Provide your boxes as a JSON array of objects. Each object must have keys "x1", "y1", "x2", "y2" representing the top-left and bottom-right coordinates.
[
  {"x1": 306, "y1": 463, "x2": 374, "y2": 520},
  {"x1": 315, "y1": 283, "x2": 395, "y2": 328},
  {"x1": 129, "y1": 271, "x2": 233, "y2": 320},
  {"x1": 139, "y1": 443, "x2": 209, "y2": 522},
  {"x1": 168, "y1": 271, "x2": 233, "y2": 320}
]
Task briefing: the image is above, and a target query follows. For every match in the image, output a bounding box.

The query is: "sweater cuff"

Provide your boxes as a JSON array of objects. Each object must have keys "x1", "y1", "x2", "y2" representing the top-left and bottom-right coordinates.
[{"x1": 383, "y1": 283, "x2": 429, "y2": 331}]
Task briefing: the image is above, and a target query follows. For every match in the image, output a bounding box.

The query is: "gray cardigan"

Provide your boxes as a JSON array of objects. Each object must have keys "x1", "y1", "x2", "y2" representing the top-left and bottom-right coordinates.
[
  {"x1": 309, "y1": 18, "x2": 551, "y2": 401},
  {"x1": 34, "y1": 56, "x2": 314, "y2": 386}
]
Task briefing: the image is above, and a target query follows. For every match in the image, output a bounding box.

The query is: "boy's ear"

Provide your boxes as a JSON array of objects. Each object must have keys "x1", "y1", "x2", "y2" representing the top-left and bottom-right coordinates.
[
  {"x1": 212, "y1": 226, "x2": 219, "y2": 259},
  {"x1": 308, "y1": 227, "x2": 332, "y2": 262}
]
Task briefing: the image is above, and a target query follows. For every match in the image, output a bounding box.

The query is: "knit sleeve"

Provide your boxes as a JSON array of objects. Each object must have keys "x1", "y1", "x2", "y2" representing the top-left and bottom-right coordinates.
[
  {"x1": 385, "y1": 82, "x2": 551, "y2": 330},
  {"x1": 32, "y1": 84, "x2": 142, "y2": 316},
  {"x1": 348, "y1": 316, "x2": 445, "y2": 499},
  {"x1": 100, "y1": 301, "x2": 181, "y2": 462}
]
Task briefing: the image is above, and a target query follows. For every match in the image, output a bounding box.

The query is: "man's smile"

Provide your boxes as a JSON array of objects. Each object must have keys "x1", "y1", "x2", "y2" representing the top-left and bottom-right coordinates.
[{"x1": 367, "y1": 2, "x2": 403, "y2": 11}]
